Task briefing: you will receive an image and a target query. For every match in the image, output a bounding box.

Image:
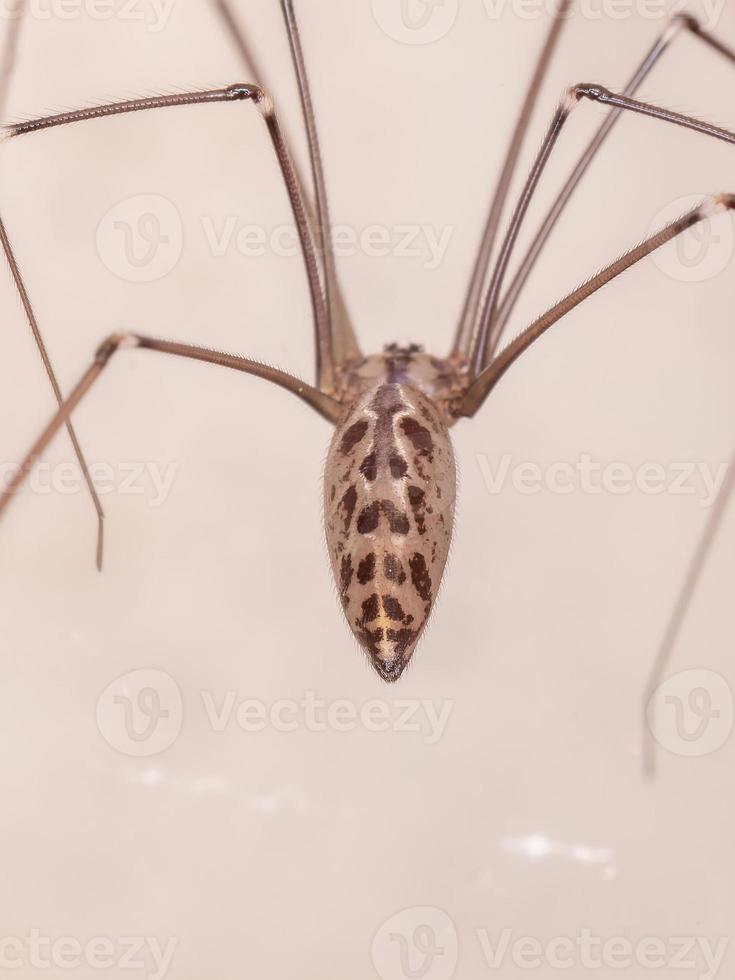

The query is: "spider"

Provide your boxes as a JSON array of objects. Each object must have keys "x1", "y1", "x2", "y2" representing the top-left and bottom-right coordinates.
[{"x1": 1, "y1": 0, "x2": 734, "y2": 688}]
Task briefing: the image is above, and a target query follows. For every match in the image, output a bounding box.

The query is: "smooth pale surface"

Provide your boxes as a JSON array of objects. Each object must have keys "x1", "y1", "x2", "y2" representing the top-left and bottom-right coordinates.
[{"x1": 0, "y1": 1, "x2": 734, "y2": 977}]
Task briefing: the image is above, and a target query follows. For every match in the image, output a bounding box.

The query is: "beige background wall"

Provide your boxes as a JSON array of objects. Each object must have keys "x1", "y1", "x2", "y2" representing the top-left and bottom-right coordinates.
[{"x1": 0, "y1": 0, "x2": 734, "y2": 977}]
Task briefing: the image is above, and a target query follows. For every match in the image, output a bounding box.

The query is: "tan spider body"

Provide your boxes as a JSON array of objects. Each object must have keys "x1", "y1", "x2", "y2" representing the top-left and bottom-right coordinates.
[{"x1": 325, "y1": 347, "x2": 459, "y2": 680}]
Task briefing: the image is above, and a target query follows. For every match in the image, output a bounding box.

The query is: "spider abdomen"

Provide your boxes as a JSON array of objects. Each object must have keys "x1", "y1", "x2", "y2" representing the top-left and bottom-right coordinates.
[{"x1": 325, "y1": 382, "x2": 456, "y2": 681}]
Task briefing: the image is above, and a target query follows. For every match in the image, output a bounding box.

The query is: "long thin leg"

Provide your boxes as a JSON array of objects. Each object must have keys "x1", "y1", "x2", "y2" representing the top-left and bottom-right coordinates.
[
  {"x1": 491, "y1": 14, "x2": 735, "y2": 350},
  {"x1": 451, "y1": 0, "x2": 572, "y2": 363},
  {"x1": 454, "y1": 196, "x2": 735, "y2": 774},
  {"x1": 0, "y1": 0, "x2": 107, "y2": 567},
  {"x1": 0, "y1": 331, "x2": 342, "y2": 526},
  {"x1": 280, "y1": 0, "x2": 360, "y2": 368},
  {"x1": 456, "y1": 195, "x2": 735, "y2": 416},
  {"x1": 6, "y1": 85, "x2": 337, "y2": 393},
  {"x1": 0, "y1": 217, "x2": 106, "y2": 568},
  {"x1": 468, "y1": 86, "x2": 735, "y2": 377},
  {"x1": 214, "y1": 0, "x2": 360, "y2": 370},
  {"x1": 642, "y1": 452, "x2": 735, "y2": 779}
]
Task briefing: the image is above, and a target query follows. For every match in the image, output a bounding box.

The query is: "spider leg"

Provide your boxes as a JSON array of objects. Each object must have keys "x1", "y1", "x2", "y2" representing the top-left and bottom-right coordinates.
[
  {"x1": 214, "y1": 0, "x2": 360, "y2": 370},
  {"x1": 5, "y1": 85, "x2": 337, "y2": 394},
  {"x1": 0, "y1": 216, "x2": 107, "y2": 569},
  {"x1": 280, "y1": 0, "x2": 360, "y2": 368},
  {"x1": 0, "y1": 6, "x2": 107, "y2": 568},
  {"x1": 642, "y1": 453, "x2": 735, "y2": 780},
  {"x1": 0, "y1": 331, "x2": 342, "y2": 533},
  {"x1": 467, "y1": 84, "x2": 735, "y2": 378},
  {"x1": 458, "y1": 196, "x2": 735, "y2": 773},
  {"x1": 491, "y1": 14, "x2": 735, "y2": 352},
  {"x1": 451, "y1": 0, "x2": 572, "y2": 365},
  {"x1": 455, "y1": 195, "x2": 735, "y2": 416}
]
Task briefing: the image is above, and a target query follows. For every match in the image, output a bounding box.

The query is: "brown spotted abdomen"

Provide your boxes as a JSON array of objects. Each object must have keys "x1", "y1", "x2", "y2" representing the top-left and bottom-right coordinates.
[{"x1": 324, "y1": 383, "x2": 456, "y2": 682}]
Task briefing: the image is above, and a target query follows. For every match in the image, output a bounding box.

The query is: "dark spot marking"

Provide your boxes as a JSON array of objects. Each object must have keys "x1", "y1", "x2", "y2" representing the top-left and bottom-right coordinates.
[
  {"x1": 401, "y1": 417, "x2": 434, "y2": 459},
  {"x1": 357, "y1": 626, "x2": 384, "y2": 660},
  {"x1": 382, "y1": 595, "x2": 407, "y2": 622},
  {"x1": 389, "y1": 454, "x2": 408, "y2": 479},
  {"x1": 357, "y1": 552, "x2": 376, "y2": 585},
  {"x1": 410, "y1": 552, "x2": 432, "y2": 602},
  {"x1": 330, "y1": 485, "x2": 336, "y2": 502},
  {"x1": 384, "y1": 554, "x2": 406, "y2": 585},
  {"x1": 360, "y1": 451, "x2": 378, "y2": 482},
  {"x1": 339, "y1": 420, "x2": 368, "y2": 456},
  {"x1": 407, "y1": 485, "x2": 427, "y2": 535},
  {"x1": 357, "y1": 500, "x2": 409, "y2": 536},
  {"x1": 386, "y1": 627, "x2": 418, "y2": 658},
  {"x1": 340, "y1": 554, "x2": 353, "y2": 594},
  {"x1": 361, "y1": 593, "x2": 380, "y2": 623},
  {"x1": 357, "y1": 501, "x2": 380, "y2": 535},
  {"x1": 339, "y1": 485, "x2": 358, "y2": 532},
  {"x1": 381, "y1": 500, "x2": 410, "y2": 535}
]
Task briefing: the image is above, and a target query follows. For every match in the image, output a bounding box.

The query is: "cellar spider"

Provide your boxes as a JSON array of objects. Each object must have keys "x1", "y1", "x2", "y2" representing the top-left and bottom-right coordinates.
[{"x1": 0, "y1": 0, "x2": 734, "y2": 763}]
